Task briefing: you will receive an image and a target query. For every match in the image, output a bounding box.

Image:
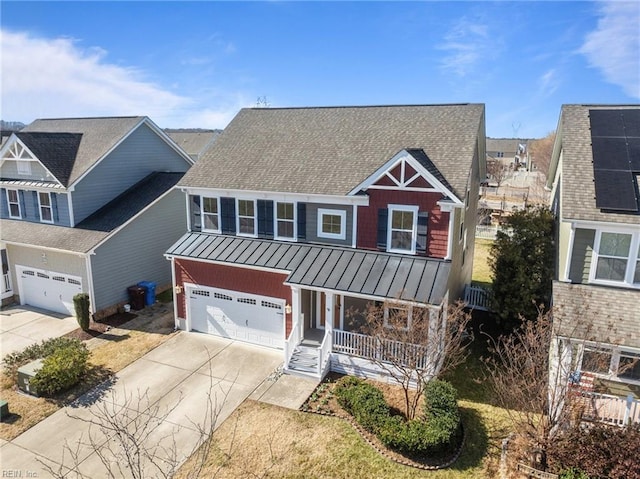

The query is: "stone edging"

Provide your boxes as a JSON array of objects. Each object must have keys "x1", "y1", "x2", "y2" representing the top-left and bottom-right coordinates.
[{"x1": 300, "y1": 407, "x2": 466, "y2": 471}]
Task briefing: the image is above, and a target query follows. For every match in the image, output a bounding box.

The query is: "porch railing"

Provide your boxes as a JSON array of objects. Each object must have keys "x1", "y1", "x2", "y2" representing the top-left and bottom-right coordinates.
[
  {"x1": 464, "y1": 284, "x2": 491, "y2": 311},
  {"x1": 578, "y1": 391, "x2": 640, "y2": 426},
  {"x1": 332, "y1": 329, "x2": 429, "y2": 370},
  {"x1": 317, "y1": 330, "x2": 332, "y2": 377},
  {"x1": 3, "y1": 273, "x2": 11, "y2": 293},
  {"x1": 284, "y1": 318, "x2": 301, "y2": 370}
]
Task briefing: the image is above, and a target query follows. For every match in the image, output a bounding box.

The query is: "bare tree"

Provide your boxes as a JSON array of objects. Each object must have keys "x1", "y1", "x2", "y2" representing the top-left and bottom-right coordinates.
[
  {"x1": 356, "y1": 300, "x2": 471, "y2": 420},
  {"x1": 486, "y1": 158, "x2": 508, "y2": 186},
  {"x1": 529, "y1": 131, "x2": 556, "y2": 178}
]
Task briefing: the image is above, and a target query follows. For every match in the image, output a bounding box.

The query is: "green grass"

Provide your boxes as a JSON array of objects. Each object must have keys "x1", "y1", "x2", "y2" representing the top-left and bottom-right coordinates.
[{"x1": 155, "y1": 288, "x2": 173, "y2": 303}]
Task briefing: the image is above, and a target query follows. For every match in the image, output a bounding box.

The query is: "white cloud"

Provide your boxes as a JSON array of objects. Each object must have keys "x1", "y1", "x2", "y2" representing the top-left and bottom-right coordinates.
[
  {"x1": 438, "y1": 17, "x2": 498, "y2": 77},
  {"x1": 538, "y1": 69, "x2": 560, "y2": 97},
  {"x1": 580, "y1": 1, "x2": 640, "y2": 99},
  {"x1": 0, "y1": 29, "x2": 243, "y2": 128}
]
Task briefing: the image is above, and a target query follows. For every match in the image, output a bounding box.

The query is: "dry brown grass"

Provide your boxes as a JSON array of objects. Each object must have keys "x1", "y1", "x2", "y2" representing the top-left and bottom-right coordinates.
[{"x1": 0, "y1": 311, "x2": 176, "y2": 441}]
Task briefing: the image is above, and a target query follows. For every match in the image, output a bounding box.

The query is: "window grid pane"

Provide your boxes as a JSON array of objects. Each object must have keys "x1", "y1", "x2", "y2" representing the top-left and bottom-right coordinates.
[
  {"x1": 203, "y1": 197, "x2": 218, "y2": 214},
  {"x1": 238, "y1": 200, "x2": 256, "y2": 235},
  {"x1": 599, "y1": 233, "x2": 631, "y2": 257},
  {"x1": 322, "y1": 215, "x2": 341, "y2": 234}
]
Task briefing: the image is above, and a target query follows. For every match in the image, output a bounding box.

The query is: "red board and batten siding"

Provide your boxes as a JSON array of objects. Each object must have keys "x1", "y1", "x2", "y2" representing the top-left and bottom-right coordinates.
[
  {"x1": 357, "y1": 190, "x2": 450, "y2": 258},
  {"x1": 174, "y1": 259, "x2": 293, "y2": 336}
]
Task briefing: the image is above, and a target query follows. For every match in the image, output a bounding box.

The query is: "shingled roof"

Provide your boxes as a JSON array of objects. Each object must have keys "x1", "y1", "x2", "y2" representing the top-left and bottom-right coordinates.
[
  {"x1": 0, "y1": 172, "x2": 184, "y2": 253},
  {"x1": 554, "y1": 104, "x2": 640, "y2": 225},
  {"x1": 21, "y1": 116, "x2": 145, "y2": 187},
  {"x1": 14, "y1": 132, "x2": 82, "y2": 186},
  {"x1": 179, "y1": 104, "x2": 485, "y2": 199}
]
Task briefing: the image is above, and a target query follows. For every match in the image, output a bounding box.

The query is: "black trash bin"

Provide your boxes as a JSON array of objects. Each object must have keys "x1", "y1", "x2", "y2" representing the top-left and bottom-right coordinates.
[{"x1": 127, "y1": 285, "x2": 147, "y2": 310}]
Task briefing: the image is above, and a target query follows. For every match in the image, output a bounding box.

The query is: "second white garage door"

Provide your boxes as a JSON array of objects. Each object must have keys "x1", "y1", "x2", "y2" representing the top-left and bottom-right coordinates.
[
  {"x1": 17, "y1": 265, "x2": 83, "y2": 316},
  {"x1": 187, "y1": 285, "x2": 285, "y2": 349}
]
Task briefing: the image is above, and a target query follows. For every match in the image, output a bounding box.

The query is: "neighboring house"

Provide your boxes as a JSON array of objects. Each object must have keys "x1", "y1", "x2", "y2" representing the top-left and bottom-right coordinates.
[
  {"x1": 547, "y1": 105, "x2": 640, "y2": 425},
  {"x1": 0, "y1": 116, "x2": 193, "y2": 318},
  {"x1": 486, "y1": 137, "x2": 530, "y2": 171},
  {"x1": 165, "y1": 129, "x2": 221, "y2": 162},
  {"x1": 165, "y1": 104, "x2": 486, "y2": 380}
]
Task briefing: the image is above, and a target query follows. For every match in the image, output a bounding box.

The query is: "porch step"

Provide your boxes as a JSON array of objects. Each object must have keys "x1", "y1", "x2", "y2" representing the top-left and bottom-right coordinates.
[{"x1": 286, "y1": 346, "x2": 320, "y2": 375}]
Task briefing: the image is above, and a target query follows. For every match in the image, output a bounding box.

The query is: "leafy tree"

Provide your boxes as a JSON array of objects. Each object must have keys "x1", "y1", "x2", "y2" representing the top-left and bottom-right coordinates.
[{"x1": 489, "y1": 205, "x2": 554, "y2": 328}]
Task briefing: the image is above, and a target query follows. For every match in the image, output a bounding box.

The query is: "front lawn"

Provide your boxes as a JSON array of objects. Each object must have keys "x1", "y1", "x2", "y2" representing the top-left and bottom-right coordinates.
[
  {"x1": 472, "y1": 238, "x2": 493, "y2": 288},
  {"x1": 0, "y1": 310, "x2": 176, "y2": 441}
]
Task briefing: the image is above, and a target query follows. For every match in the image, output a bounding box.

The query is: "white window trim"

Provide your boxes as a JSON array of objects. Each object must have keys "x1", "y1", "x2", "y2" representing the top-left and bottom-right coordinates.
[
  {"x1": 38, "y1": 191, "x2": 54, "y2": 224},
  {"x1": 6, "y1": 189, "x2": 21, "y2": 219},
  {"x1": 589, "y1": 229, "x2": 640, "y2": 289},
  {"x1": 201, "y1": 196, "x2": 221, "y2": 233},
  {"x1": 317, "y1": 208, "x2": 347, "y2": 240},
  {"x1": 579, "y1": 343, "x2": 640, "y2": 385},
  {"x1": 383, "y1": 305, "x2": 412, "y2": 331},
  {"x1": 274, "y1": 201, "x2": 297, "y2": 241},
  {"x1": 236, "y1": 198, "x2": 257, "y2": 237},
  {"x1": 387, "y1": 204, "x2": 419, "y2": 254}
]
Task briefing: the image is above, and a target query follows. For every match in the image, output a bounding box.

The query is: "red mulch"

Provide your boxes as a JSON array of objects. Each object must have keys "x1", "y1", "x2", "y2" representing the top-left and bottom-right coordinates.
[{"x1": 63, "y1": 312, "x2": 138, "y2": 341}]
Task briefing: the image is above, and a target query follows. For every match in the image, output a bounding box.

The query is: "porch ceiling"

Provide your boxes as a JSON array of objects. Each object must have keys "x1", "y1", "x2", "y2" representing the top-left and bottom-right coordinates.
[{"x1": 166, "y1": 232, "x2": 451, "y2": 305}]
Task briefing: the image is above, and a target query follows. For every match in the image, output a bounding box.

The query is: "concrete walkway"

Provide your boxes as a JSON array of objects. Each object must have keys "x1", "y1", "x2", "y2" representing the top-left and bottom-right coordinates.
[
  {"x1": 0, "y1": 306, "x2": 78, "y2": 359},
  {"x1": 1, "y1": 329, "x2": 318, "y2": 478}
]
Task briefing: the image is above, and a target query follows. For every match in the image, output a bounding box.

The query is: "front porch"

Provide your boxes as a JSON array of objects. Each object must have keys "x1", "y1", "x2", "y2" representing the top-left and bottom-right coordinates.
[{"x1": 283, "y1": 288, "x2": 443, "y2": 382}]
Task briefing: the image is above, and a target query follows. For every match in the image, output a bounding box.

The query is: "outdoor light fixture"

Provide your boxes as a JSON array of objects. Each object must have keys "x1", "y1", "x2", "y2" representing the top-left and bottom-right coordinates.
[
  {"x1": 174, "y1": 285, "x2": 183, "y2": 294},
  {"x1": 285, "y1": 303, "x2": 292, "y2": 315}
]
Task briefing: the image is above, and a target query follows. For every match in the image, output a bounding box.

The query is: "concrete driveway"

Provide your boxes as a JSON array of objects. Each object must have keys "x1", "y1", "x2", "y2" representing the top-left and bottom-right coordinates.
[
  {"x1": 1, "y1": 306, "x2": 78, "y2": 358},
  {"x1": 0, "y1": 332, "x2": 304, "y2": 478}
]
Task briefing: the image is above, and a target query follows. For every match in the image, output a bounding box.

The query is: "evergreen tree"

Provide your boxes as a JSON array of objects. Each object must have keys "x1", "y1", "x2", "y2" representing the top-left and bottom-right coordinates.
[{"x1": 489, "y1": 206, "x2": 554, "y2": 328}]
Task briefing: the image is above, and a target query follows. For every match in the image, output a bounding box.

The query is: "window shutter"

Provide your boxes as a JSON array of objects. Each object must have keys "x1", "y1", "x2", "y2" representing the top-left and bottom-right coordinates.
[
  {"x1": 33, "y1": 191, "x2": 39, "y2": 218},
  {"x1": 0, "y1": 189, "x2": 6, "y2": 217},
  {"x1": 220, "y1": 197, "x2": 236, "y2": 234},
  {"x1": 377, "y1": 208, "x2": 388, "y2": 250},
  {"x1": 297, "y1": 203, "x2": 306, "y2": 240},
  {"x1": 19, "y1": 191, "x2": 26, "y2": 219},
  {"x1": 51, "y1": 194, "x2": 59, "y2": 222},
  {"x1": 190, "y1": 195, "x2": 201, "y2": 232},
  {"x1": 416, "y1": 212, "x2": 428, "y2": 254},
  {"x1": 257, "y1": 200, "x2": 274, "y2": 239}
]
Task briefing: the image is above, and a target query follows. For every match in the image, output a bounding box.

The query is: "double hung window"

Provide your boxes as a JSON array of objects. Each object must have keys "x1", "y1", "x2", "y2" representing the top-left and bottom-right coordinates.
[
  {"x1": 6, "y1": 189, "x2": 20, "y2": 218},
  {"x1": 275, "y1": 202, "x2": 295, "y2": 240},
  {"x1": 201, "y1": 197, "x2": 220, "y2": 232},
  {"x1": 387, "y1": 205, "x2": 418, "y2": 254},
  {"x1": 38, "y1": 192, "x2": 53, "y2": 223},
  {"x1": 237, "y1": 199, "x2": 257, "y2": 236}
]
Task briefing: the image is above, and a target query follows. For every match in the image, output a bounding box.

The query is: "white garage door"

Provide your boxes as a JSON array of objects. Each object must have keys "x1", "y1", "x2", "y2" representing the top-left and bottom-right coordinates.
[
  {"x1": 188, "y1": 285, "x2": 284, "y2": 349},
  {"x1": 17, "y1": 266, "x2": 83, "y2": 316}
]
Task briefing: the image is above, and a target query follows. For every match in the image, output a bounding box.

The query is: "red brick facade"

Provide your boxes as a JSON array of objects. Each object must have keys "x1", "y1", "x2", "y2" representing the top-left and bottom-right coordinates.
[
  {"x1": 356, "y1": 189, "x2": 450, "y2": 258},
  {"x1": 174, "y1": 259, "x2": 292, "y2": 335}
]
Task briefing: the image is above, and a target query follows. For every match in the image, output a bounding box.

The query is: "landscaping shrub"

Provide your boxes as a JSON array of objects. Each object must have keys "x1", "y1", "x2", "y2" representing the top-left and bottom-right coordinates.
[
  {"x1": 73, "y1": 292, "x2": 91, "y2": 331},
  {"x1": 30, "y1": 341, "x2": 90, "y2": 396},
  {"x1": 2, "y1": 337, "x2": 86, "y2": 381},
  {"x1": 334, "y1": 376, "x2": 462, "y2": 459},
  {"x1": 334, "y1": 376, "x2": 389, "y2": 434},
  {"x1": 548, "y1": 423, "x2": 640, "y2": 479},
  {"x1": 559, "y1": 468, "x2": 590, "y2": 479}
]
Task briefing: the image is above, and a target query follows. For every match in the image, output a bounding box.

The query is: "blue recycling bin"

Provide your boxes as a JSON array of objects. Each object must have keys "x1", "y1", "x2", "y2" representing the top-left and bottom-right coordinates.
[{"x1": 137, "y1": 281, "x2": 156, "y2": 306}]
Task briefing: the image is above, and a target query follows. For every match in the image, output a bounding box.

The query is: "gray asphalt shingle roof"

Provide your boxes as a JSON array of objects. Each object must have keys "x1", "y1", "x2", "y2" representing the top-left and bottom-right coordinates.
[
  {"x1": 558, "y1": 105, "x2": 640, "y2": 225},
  {"x1": 167, "y1": 232, "x2": 451, "y2": 304},
  {"x1": 0, "y1": 172, "x2": 184, "y2": 253},
  {"x1": 179, "y1": 104, "x2": 484, "y2": 199},
  {"x1": 21, "y1": 116, "x2": 145, "y2": 187},
  {"x1": 165, "y1": 129, "x2": 221, "y2": 160},
  {"x1": 14, "y1": 132, "x2": 82, "y2": 185}
]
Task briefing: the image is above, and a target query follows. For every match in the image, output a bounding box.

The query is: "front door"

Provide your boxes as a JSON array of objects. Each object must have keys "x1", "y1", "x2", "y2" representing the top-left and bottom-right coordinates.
[{"x1": 314, "y1": 292, "x2": 342, "y2": 329}]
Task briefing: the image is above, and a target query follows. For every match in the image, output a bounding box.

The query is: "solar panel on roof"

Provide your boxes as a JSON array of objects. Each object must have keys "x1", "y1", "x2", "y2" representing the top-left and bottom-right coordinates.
[
  {"x1": 589, "y1": 110, "x2": 625, "y2": 137},
  {"x1": 593, "y1": 170, "x2": 638, "y2": 212},
  {"x1": 591, "y1": 137, "x2": 630, "y2": 171},
  {"x1": 589, "y1": 108, "x2": 640, "y2": 212}
]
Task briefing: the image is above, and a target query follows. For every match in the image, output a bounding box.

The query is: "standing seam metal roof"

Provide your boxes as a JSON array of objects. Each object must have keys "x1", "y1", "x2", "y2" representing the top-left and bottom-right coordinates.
[{"x1": 166, "y1": 232, "x2": 451, "y2": 305}]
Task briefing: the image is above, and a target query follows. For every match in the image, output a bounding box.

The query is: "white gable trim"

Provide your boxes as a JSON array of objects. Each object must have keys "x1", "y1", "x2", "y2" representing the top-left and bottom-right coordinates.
[
  {"x1": 347, "y1": 150, "x2": 462, "y2": 204},
  {"x1": 68, "y1": 117, "x2": 194, "y2": 189},
  {"x1": 0, "y1": 135, "x2": 63, "y2": 187}
]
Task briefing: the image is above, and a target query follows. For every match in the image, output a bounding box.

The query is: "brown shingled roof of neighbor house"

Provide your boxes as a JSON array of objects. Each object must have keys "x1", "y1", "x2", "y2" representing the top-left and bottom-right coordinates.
[{"x1": 178, "y1": 104, "x2": 485, "y2": 199}]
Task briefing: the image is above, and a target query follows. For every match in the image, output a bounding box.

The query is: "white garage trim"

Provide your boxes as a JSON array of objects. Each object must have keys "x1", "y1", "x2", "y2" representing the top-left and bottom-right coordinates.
[
  {"x1": 16, "y1": 265, "x2": 83, "y2": 316},
  {"x1": 184, "y1": 283, "x2": 285, "y2": 349}
]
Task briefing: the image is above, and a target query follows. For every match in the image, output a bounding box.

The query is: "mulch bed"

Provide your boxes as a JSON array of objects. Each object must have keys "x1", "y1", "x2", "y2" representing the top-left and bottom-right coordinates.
[
  {"x1": 63, "y1": 312, "x2": 138, "y2": 341},
  {"x1": 301, "y1": 373, "x2": 464, "y2": 470}
]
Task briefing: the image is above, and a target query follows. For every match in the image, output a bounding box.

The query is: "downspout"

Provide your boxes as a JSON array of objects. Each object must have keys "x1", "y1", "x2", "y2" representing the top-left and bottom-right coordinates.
[
  {"x1": 562, "y1": 223, "x2": 575, "y2": 282},
  {"x1": 351, "y1": 204, "x2": 358, "y2": 248},
  {"x1": 445, "y1": 209, "x2": 456, "y2": 260},
  {"x1": 170, "y1": 256, "x2": 180, "y2": 330},
  {"x1": 85, "y1": 253, "x2": 97, "y2": 315}
]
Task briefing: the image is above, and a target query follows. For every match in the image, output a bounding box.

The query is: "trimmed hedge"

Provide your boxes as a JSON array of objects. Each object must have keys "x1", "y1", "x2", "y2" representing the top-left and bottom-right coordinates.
[
  {"x1": 2, "y1": 337, "x2": 85, "y2": 381},
  {"x1": 334, "y1": 376, "x2": 462, "y2": 458},
  {"x1": 30, "y1": 342, "x2": 90, "y2": 396}
]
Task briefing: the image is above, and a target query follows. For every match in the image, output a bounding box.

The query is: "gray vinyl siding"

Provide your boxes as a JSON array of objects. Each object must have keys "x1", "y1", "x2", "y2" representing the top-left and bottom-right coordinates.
[
  {"x1": 6, "y1": 244, "x2": 88, "y2": 299},
  {"x1": 568, "y1": 228, "x2": 595, "y2": 284},
  {"x1": 306, "y1": 203, "x2": 353, "y2": 247},
  {"x1": 0, "y1": 160, "x2": 55, "y2": 182},
  {"x1": 72, "y1": 123, "x2": 190, "y2": 223},
  {"x1": 90, "y1": 189, "x2": 186, "y2": 311},
  {"x1": 0, "y1": 188, "x2": 71, "y2": 226}
]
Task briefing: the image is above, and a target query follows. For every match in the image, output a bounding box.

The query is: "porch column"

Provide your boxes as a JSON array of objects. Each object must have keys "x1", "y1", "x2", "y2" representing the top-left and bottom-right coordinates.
[
  {"x1": 291, "y1": 286, "x2": 301, "y2": 342},
  {"x1": 325, "y1": 291, "x2": 334, "y2": 339}
]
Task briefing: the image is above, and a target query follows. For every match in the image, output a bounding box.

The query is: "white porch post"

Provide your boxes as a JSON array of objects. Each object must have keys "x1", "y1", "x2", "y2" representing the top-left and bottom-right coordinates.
[
  {"x1": 325, "y1": 291, "x2": 334, "y2": 339},
  {"x1": 291, "y1": 286, "x2": 301, "y2": 342}
]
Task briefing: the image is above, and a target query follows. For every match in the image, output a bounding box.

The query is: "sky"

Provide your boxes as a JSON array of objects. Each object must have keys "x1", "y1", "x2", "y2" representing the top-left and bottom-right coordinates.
[{"x1": 1, "y1": 1, "x2": 639, "y2": 138}]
